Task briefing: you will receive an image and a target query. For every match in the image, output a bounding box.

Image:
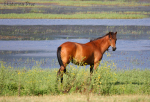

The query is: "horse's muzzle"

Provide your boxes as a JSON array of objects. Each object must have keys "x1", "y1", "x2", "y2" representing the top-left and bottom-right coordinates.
[{"x1": 112, "y1": 47, "x2": 116, "y2": 51}]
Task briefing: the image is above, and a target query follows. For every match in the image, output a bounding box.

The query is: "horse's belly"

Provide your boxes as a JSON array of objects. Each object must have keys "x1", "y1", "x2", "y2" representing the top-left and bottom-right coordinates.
[{"x1": 72, "y1": 54, "x2": 94, "y2": 65}]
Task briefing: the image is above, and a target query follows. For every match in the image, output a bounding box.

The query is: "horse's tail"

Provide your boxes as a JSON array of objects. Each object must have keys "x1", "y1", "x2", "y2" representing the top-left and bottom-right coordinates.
[{"x1": 57, "y1": 47, "x2": 64, "y2": 67}]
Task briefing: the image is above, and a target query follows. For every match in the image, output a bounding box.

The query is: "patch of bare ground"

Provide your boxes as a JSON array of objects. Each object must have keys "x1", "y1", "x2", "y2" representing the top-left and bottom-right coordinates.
[{"x1": 0, "y1": 94, "x2": 150, "y2": 102}]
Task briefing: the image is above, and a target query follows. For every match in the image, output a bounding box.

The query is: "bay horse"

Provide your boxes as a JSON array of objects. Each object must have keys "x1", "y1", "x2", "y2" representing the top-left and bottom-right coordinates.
[{"x1": 57, "y1": 32, "x2": 117, "y2": 82}]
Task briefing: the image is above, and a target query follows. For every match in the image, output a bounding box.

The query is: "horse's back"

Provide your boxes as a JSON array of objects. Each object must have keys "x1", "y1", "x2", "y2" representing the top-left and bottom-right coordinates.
[{"x1": 60, "y1": 41, "x2": 92, "y2": 54}]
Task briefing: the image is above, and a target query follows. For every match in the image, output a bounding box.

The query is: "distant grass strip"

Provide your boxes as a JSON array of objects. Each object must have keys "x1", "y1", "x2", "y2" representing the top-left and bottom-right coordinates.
[
  {"x1": 0, "y1": 12, "x2": 148, "y2": 19},
  {"x1": 1, "y1": 0, "x2": 149, "y2": 7},
  {"x1": 49, "y1": 1, "x2": 150, "y2": 7}
]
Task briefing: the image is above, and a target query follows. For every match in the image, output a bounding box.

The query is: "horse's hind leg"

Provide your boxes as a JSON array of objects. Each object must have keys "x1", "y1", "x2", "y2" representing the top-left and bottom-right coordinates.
[
  {"x1": 57, "y1": 46, "x2": 68, "y2": 83},
  {"x1": 90, "y1": 64, "x2": 94, "y2": 75},
  {"x1": 57, "y1": 66, "x2": 66, "y2": 83},
  {"x1": 57, "y1": 46, "x2": 71, "y2": 83},
  {"x1": 57, "y1": 60, "x2": 69, "y2": 83}
]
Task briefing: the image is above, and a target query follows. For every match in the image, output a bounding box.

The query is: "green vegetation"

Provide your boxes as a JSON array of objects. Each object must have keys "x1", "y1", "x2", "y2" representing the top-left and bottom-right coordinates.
[
  {"x1": 1, "y1": 0, "x2": 150, "y2": 7},
  {"x1": 0, "y1": 12, "x2": 149, "y2": 19},
  {"x1": 0, "y1": 0, "x2": 150, "y2": 19},
  {"x1": 47, "y1": 1, "x2": 150, "y2": 7},
  {"x1": 0, "y1": 61, "x2": 150, "y2": 96}
]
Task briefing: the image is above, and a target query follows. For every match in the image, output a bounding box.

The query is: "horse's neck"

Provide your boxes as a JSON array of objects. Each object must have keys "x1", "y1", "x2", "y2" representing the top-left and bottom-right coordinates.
[{"x1": 93, "y1": 36, "x2": 110, "y2": 54}]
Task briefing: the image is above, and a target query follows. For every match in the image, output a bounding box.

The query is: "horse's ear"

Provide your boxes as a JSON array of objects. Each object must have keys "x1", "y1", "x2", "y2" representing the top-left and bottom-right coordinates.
[
  {"x1": 115, "y1": 32, "x2": 117, "y2": 35},
  {"x1": 108, "y1": 32, "x2": 111, "y2": 38}
]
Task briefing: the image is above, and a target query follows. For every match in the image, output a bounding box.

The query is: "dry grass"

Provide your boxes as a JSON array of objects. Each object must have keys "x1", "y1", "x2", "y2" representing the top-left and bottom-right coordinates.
[{"x1": 0, "y1": 94, "x2": 150, "y2": 102}]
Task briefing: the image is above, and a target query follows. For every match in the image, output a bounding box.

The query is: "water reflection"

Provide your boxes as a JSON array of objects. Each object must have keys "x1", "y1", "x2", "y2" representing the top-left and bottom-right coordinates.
[{"x1": 0, "y1": 39, "x2": 150, "y2": 69}]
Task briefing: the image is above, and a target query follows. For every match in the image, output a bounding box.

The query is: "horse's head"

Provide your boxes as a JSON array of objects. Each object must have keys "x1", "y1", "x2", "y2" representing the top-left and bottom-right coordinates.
[{"x1": 108, "y1": 32, "x2": 117, "y2": 51}]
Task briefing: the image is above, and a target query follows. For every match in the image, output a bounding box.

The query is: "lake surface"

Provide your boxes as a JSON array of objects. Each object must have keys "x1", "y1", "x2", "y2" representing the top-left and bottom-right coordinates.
[
  {"x1": 0, "y1": 19, "x2": 150, "y2": 70},
  {"x1": 0, "y1": 19, "x2": 150, "y2": 26},
  {"x1": 0, "y1": 39, "x2": 150, "y2": 70}
]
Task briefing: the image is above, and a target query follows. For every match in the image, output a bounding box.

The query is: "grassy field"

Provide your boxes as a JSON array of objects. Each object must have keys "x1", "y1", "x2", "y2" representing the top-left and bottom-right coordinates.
[{"x1": 0, "y1": 61, "x2": 150, "y2": 97}]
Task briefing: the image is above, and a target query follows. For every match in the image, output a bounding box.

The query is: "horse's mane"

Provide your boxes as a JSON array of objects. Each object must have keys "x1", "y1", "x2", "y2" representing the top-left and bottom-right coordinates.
[{"x1": 90, "y1": 32, "x2": 113, "y2": 42}]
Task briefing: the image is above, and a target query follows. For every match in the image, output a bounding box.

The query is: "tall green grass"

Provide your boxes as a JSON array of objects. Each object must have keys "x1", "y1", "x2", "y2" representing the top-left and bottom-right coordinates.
[{"x1": 0, "y1": 61, "x2": 150, "y2": 96}]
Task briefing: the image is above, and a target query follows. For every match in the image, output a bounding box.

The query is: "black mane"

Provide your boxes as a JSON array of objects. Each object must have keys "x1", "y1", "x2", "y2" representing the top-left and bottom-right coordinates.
[{"x1": 90, "y1": 32, "x2": 113, "y2": 42}]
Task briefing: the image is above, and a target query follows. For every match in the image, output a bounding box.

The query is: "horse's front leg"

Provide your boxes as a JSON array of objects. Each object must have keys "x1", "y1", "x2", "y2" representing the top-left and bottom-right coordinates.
[
  {"x1": 90, "y1": 64, "x2": 94, "y2": 74},
  {"x1": 93, "y1": 61, "x2": 100, "y2": 72},
  {"x1": 90, "y1": 61, "x2": 100, "y2": 74}
]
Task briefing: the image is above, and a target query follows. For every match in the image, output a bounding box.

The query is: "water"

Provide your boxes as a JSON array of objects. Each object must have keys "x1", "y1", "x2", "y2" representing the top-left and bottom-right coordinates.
[
  {"x1": 0, "y1": 19, "x2": 150, "y2": 70},
  {"x1": 0, "y1": 39, "x2": 150, "y2": 70},
  {"x1": 0, "y1": 19, "x2": 150, "y2": 26}
]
